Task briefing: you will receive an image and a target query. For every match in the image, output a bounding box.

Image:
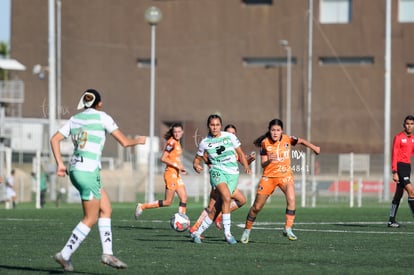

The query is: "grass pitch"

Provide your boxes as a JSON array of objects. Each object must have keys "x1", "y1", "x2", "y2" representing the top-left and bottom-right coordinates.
[{"x1": 0, "y1": 197, "x2": 412, "y2": 274}]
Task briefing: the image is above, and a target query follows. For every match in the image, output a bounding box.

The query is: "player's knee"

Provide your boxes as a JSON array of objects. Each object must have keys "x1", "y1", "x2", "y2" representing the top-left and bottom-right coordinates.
[{"x1": 221, "y1": 195, "x2": 232, "y2": 204}]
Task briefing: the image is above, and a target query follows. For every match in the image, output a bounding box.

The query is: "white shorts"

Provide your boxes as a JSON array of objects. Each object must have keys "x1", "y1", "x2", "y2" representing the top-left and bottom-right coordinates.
[{"x1": 6, "y1": 187, "x2": 16, "y2": 198}]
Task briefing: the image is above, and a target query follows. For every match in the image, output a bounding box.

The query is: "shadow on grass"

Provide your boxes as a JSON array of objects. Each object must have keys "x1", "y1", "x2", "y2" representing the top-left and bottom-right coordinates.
[
  {"x1": 0, "y1": 264, "x2": 101, "y2": 274},
  {"x1": 116, "y1": 225, "x2": 171, "y2": 231},
  {"x1": 332, "y1": 223, "x2": 369, "y2": 228}
]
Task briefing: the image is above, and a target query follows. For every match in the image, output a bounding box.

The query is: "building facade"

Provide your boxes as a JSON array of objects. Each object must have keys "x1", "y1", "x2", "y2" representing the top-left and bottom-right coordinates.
[{"x1": 8, "y1": 0, "x2": 414, "y2": 157}]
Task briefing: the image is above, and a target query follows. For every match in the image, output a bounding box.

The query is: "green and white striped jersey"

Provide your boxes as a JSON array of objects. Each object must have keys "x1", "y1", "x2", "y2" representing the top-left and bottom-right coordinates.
[{"x1": 59, "y1": 108, "x2": 118, "y2": 172}]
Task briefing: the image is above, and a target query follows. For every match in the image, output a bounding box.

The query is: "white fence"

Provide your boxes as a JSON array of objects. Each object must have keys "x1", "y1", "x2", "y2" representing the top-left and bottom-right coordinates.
[{"x1": 2, "y1": 151, "x2": 398, "y2": 209}]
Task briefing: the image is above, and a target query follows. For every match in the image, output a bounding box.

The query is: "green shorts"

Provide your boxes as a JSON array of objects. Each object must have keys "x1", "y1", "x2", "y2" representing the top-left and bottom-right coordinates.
[
  {"x1": 69, "y1": 169, "x2": 101, "y2": 200},
  {"x1": 209, "y1": 169, "x2": 239, "y2": 194}
]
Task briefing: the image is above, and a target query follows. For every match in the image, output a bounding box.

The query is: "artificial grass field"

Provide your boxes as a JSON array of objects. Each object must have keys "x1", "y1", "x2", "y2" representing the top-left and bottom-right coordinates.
[{"x1": 0, "y1": 197, "x2": 412, "y2": 275}]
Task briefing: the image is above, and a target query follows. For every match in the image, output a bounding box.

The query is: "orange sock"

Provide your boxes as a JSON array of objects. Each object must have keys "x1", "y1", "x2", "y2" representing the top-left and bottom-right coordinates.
[
  {"x1": 285, "y1": 209, "x2": 296, "y2": 228},
  {"x1": 245, "y1": 215, "x2": 256, "y2": 230}
]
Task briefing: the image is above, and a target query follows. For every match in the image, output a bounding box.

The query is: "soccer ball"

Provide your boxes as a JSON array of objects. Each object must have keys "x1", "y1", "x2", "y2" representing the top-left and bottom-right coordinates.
[{"x1": 170, "y1": 213, "x2": 190, "y2": 232}]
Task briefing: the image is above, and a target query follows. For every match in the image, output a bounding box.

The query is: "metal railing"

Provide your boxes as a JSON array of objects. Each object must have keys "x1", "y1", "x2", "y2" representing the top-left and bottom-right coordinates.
[{"x1": 0, "y1": 80, "x2": 25, "y2": 103}]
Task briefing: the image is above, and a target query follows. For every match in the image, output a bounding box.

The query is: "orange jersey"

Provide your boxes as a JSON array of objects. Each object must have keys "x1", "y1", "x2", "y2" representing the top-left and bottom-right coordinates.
[
  {"x1": 261, "y1": 135, "x2": 298, "y2": 178},
  {"x1": 164, "y1": 137, "x2": 183, "y2": 174}
]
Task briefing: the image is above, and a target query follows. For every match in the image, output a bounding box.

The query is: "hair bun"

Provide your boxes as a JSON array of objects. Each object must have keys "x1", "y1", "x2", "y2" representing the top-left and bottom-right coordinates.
[{"x1": 77, "y1": 89, "x2": 102, "y2": 110}]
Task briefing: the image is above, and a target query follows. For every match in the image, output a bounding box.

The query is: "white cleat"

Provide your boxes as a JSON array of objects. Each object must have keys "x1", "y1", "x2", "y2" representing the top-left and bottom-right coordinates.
[
  {"x1": 101, "y1": 254, "x2": 128, "y2": 269},
  {"x1": 240, "y1": 229, "x2": 251, "y2": 244},
  {"x1": 283, "y1": 228, "x2": 297, "y2": 241},
  {"x1": 54, "y1": 252, "x2": 74, "y2": 272},
  {"x1": 135, "y1": 203, "x2": 143, "y2": 220}
]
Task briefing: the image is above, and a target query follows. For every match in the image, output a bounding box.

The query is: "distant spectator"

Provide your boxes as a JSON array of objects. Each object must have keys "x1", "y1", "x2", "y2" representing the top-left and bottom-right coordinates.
[
  {"x1": 31, "y1": 171, "x2": 48, "y2": 208},
  {"x1": 5, "y1": 169, "x2": 17, "y2": 209}
]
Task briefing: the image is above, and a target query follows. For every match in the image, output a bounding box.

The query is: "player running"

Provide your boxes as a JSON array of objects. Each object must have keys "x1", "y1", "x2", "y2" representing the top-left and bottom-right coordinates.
[
  {"x1": 191, "y1": 114, "x2": 251, "y2": 244},
  {"x1": 189, "y1": 124, "x2": 255, "y2": 234},
  {"x1": 240, "y1": 118, "x2": 320, "y2": 244},
  {"x1": 50, "y1": 89, "x2": 146, "y2": 271},
  {"x1": 135, "y1": 123, "x2": 188, "y2": 218}
]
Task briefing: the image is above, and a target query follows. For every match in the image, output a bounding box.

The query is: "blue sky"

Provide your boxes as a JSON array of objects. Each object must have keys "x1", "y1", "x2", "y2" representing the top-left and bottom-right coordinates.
[{"x1": 0, "y1": 0, "x2": 11, "y2": 44}]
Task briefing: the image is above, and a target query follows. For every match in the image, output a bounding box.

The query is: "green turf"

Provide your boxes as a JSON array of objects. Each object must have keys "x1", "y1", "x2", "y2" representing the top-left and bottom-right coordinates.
[{"x1": 0, "y1": 197, "x2": 412, "y2": 274}]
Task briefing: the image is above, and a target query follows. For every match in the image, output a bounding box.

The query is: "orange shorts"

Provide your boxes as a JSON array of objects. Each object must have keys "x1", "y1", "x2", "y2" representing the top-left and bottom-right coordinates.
[
  {"x1": 164, "y1": 170, "x2": 185, "y2": 191},
  {"x1": 256, "y1": 176, "x2": 294, "y2": 196}
]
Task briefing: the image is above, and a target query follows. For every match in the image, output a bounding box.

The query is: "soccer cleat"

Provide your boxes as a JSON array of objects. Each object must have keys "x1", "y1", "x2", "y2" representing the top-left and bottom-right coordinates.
[
  {"x1": 283, "y1": 228, "x2": 298, "y2": 241},
  {"x1": 101, "y1": 254, "x2": 128, "y2": 269},
  {"x1": 191, "y1": 233, "x2": 203, "y2": 244},
  {"x1": 225, "y1": 235, "x2": 237, "y2": 245},
  {"x1": 387, "y1": 221, "x2": 401, "y2": 228},
  {"x1": 54, "y1": 252, "x2": 74, "y2": 272},
  {"x1": 215, "y1": 214, "x2": 223, "y2": 230},
  {"x1": 240, "y1": 229, "x2": 250, "y2": 244},
  {"x1": 189, "y1": 228, "x2": 205, "y2": 240},
  {"x1": 134, "y1": 203, "x2": 143, "y2": 220}
]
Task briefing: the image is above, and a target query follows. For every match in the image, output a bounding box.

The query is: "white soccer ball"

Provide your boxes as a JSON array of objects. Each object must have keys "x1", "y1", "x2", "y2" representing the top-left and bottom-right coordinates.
[{"x1": 170, "y1": 213, "x2": 190, "y2": 232}]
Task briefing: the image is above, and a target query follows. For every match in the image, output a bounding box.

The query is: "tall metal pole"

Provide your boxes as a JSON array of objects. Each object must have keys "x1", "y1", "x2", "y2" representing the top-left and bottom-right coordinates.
[
  {"x1": 280, "y1": 40, "x2": 292, "y2": 135},
  {"x1": 57, "y1": 0, "x2": 62, "y2": 121},
  {"x1": 144, "y1": 6, "x2": 162, "y2": 202},
  {"x1": 384, "y1": 0, "x2": 392, "y2": 201},
  {"x1": 286, "y1": 45, "x2": 292, "y2": 135},
  {"x1": 302, "y1": 0, "x2": 314, "y2": 207},
  {"x1": 147, "y1": 24, "x2": 156, "y2": 203},
  {"x1": 48, "y1": 0, "x2": 56, "y2": 139},
  {"x1": 307, "y1": 0, "x2": 313, "y2": 144},
  {"x1": 48, "y1": 0, "x2": 57, "y2": 202}
]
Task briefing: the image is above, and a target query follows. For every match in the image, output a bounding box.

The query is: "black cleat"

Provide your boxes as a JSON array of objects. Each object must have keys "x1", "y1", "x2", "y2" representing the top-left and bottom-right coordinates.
[{"x1": 387, "y1": 221, "x2": 401, "y2": 228}]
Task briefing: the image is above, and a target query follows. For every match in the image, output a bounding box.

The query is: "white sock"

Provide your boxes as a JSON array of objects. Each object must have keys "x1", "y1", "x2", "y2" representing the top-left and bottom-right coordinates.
[
  {"x1": 222, "y1": 213, "x2": 231, "y2": 237},
  {"x1": 99, "y1": 218, "x2": 113, "y2": 255},
  {"x1": 196, "y1": 216, "x2": 212, "y2": 235},
  {"x1": 61, "y1": 222, "x2": 90, "y2": 260}
]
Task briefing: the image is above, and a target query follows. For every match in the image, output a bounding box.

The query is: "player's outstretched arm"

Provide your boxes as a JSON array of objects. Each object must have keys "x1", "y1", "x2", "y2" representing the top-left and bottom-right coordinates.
[
  {"x1": 112, "y1": 129, "x2": 146, "y2": 147},
  {"x1": 297, "y1": 138, "x2": 320, "y2": 155}
]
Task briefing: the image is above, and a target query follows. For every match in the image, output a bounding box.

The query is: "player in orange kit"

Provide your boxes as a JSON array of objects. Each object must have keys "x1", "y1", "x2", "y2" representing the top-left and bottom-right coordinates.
[
  {"x1": 135, "y1": 123, "x2": 188, "y2": 218},
  {"x1": 240, "y1": 118, "x2": 320, "y2": 243}
]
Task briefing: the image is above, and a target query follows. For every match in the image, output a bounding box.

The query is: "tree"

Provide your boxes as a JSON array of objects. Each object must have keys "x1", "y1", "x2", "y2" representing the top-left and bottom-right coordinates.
[{"x1": 0, "y1": 42, "x2": 9, "y2": 80}]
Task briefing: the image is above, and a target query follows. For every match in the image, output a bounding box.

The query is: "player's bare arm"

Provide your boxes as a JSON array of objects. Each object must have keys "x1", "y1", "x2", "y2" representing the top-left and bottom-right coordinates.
[
  {"x1": 193, "y1": 155, "x2": 204, "y2": 173},
  {"x1": 298, "y1": 138, "x2": 320, "y2": 155},
  {"x1": 111, "y1": 130, "x2": 146, "y2": 147},
  {"x1": 236, "y1": 147, "x2": 251, "y2": 174}
]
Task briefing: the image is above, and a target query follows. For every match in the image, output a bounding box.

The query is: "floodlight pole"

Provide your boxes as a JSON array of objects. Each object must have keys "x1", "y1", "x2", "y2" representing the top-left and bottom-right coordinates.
[
  {"x1": 280, "y1": 40, "x2": 292, "y2": 135},
  {"x1": 145, "y1": 7, "x2": 162, "y2": 202},
  {"x1": 48, "y1": 0, "x2": 57, "y2": 205},
  {"x1": 57, "y1": 0, "x2": 62, "y2": 121},
  {"x1": 383, "y1": 0, "x2": 392, "y2": 201}
]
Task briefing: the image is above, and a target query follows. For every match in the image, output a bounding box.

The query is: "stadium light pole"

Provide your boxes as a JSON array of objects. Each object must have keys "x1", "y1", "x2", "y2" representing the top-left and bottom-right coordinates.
[
  {"x1": 280, "y1": 40, "x2": 292, "y2": 135},
  {"x1": 48, "y1": 0, "x2": 57, "y2": 206},
  {"x1": 145, "y1": 6, "x2": 162, "y2": 202},
  {"x1": 383, "y1": 0, "x2": 392, "y2": 201},
  {"x1": 57, "y1": 0, "x2": 62, "y2": 121}
]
